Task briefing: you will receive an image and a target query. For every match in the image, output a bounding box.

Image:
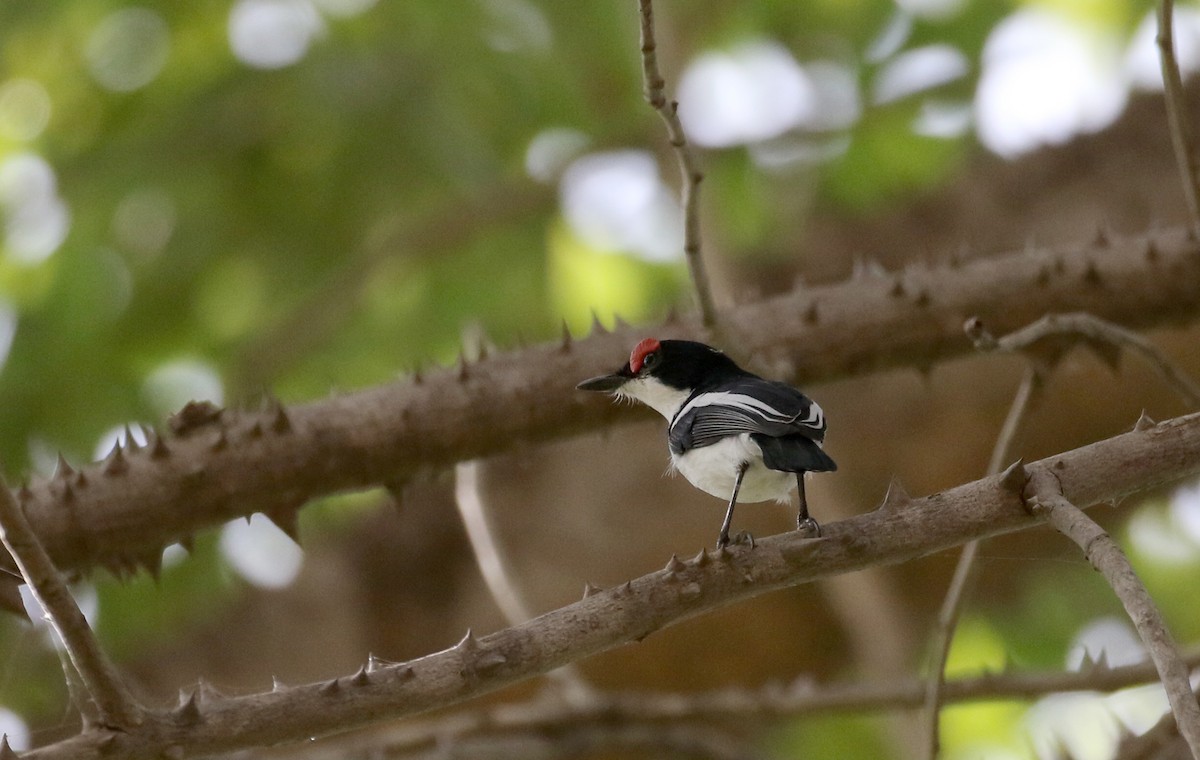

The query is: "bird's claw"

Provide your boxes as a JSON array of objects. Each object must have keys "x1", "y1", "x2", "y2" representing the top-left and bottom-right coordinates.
[
  {"x1": 715, "y1": 530, "x2": 755, "y2": 550},
  {"x1": 796, "y1": 517, "x2": 821, "y2": 538}
]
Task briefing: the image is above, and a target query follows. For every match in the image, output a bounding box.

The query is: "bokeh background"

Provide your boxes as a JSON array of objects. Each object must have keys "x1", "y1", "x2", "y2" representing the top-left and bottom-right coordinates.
[{"x1": 2, "y1": 1, "x2": 1200, "y2": 758}]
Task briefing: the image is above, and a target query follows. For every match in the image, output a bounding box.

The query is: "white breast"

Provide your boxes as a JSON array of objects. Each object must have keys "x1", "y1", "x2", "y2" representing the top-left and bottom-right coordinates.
[{"x1": 670, "y1": 434, "x2": 793, "y2": 504}]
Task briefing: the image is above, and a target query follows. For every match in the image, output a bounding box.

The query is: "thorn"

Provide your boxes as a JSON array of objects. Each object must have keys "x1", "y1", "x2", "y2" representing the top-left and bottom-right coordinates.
[
  {"x1": 210, "y1": 429, "x2": 228, "y2": 452},
  {"x1": 1093, "y1": 223, "x2": 1110, "y2": 247},
  {"x1": 914, "y1": 289, "x2": 931, "y2": 308},
  {"x1": 172, "y1": 691, "x2": 202, "y2": 725},
  {"x1": 147, "y1": 428, "x2": 170, "y2": 459},
  {"x1": 714, "y1": 545, "x2": 731, "y2": 562},
  {"x1": 54, "y1": 453, "x2": 75, "y2": 481},
  {"x1": 269, "y1": 402, "x2": 291, "y2": 433},
  {"x1": 692, "y1": 547, "x2": 710, "y2": 567},
  {"x1": 1144, "y1": 238, "x2": 1159, "y2": 262},
  {"x1": 246, "y1": 421, "x2": 263, "y2": 439},
  {"x1": 60, "y1": 480, "x2": 74, "y2": 503},
  {"x1": 350, "y1": 665, "x2": 370, "y2": 687},
  {"x1": 456, "y1": 629, "x2": 479, "y2": 653},
  {"x1": 1134, "y1": 410, "x2": 1157, "y2": 431},
  {"x1": 412, "y1": 365, "x2": 424, "y2": 384},
  {"x1": 664, "y1": 554, "x2": 684, "y2": 576},
  {"x1": 197, "y1": 678, "x2": 224, "y2": 701},
  {"x1": 272, "y1": 676, "x2": 286, "y2": 692},
  {"x1": 803, "y1": 301, "x2": 819, "y2": 325},
  {"x1": 888, "y1": 277, "x2": 906, "y2": 297},
  {"x1": 1082, "y1": 260, "x2": 1102, "y2": 286},
  {"x1": 852, "y1": 254, "x2": 886, "y2": 280},
  {"x1": 168, "y1": 401, "x2": 224, "y2": 436},
  {"x1": 15, "y1": 483, "x2": 31, "y2": 503},
  {"x1": 560, "y1": 321, "x2": 572, "y2": 352},
  {"x1": 998, "y1": 459, "x2": 1028, "y2": 494},
  {"x1": 0, "y1": 736, "x2": 16, "y2": 760},
  {"x1": 613, "y1": 313, "x2": 631, "y2": 331},
  {"x1": 398, "y1": 665, "x2": 416, "y2": 681},
  {"x1": 458, "y1": 352, "x2": 470, "y2": 381},
  {"x1": 880, "y1": 477, "x2": 912, "y2": 511},
  {"x1": 179, "y1": 534, "x2": 195, "y2": 554},
  {"x1": 124, "y1": 424, "x2": 141, "y2": 452},
  {"x1": 103, "y1": 445, "x2": 128, "y2": 475},
  {"x1": 590, "y1": 310, "x2": 607, "y2": 335},
  {"x1": 619, "y1": 580, "x2": 633, "y2": 596},
  {"x1": 319, "y1": 678, "x2": 341, "y2": 696},
  {"x1": 582, "y1": 582, "x2": 600, "y2": 599}
]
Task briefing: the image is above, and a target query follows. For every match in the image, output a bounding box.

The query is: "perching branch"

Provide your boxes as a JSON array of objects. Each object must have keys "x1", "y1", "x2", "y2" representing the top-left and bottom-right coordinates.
[
  {"x1": 922, "y1": 365, "x2": 1040, "y2": 759},
  {"x1": 637, "y1": 0, "x2": 718, "y2": 328},
  {"x1": 24, "y1": 409, "x2": 1200, "y2": 760},
  {"x1": 0, "y1": 470, "x2": 143, "y2": 730},
  {"x1": 1025, "y1": 468, "x2": 1200, "y2": 758},
  {"x1": 6, "y1": 228, "x2": 1200, "y2": 593},
  {"x1": 1157, "y1": 0, "x2": 1200, "y2": 238}
]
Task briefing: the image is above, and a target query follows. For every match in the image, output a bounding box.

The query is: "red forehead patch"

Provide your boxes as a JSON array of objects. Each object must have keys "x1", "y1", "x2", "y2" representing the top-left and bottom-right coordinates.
[{"x1": 629, "y1": 338, "x2": 661, "y2": 373}]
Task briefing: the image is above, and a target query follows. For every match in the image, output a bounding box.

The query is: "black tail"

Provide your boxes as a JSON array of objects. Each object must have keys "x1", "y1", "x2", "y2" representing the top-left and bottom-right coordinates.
[{"x1": 753, "y1": 434, "x2": 838, "y2": 474}]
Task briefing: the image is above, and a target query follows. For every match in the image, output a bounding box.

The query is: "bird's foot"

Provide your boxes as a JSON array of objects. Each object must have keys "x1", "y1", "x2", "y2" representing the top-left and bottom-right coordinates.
[
  {"x1": 731, "y1": 530, "x2": 756, "y2": 548},
  {"x1": 796, "y1": 517, "x2": 822, "y2": 538},
  {"x1": 715, "y1": 530, "x2": 755, "y2": 550}
]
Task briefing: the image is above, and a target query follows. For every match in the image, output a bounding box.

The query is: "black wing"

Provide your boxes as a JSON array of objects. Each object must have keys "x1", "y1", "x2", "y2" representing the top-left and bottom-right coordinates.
[{"x1": 668, "y1": 379, "x2": 836, "y2": 473}]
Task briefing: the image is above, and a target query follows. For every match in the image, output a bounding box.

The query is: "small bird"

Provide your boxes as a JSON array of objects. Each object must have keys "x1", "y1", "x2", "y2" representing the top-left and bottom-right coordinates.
[{"x1": 578, "y1": 338, "x2": 837, "y2": 549}]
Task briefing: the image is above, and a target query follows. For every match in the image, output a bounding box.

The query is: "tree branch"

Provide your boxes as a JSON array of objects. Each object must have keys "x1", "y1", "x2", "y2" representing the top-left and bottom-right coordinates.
[
  {"x1": 274, "y1": 647, "x2": 1200, "y2": 760},
  {"x1": 967, "y1": 311, "x2": 1200, "y2": 407},
  {"x1": 0, "y1": 471, "x2": 143, "y2": 730},
  {"x1": 1025, "y1": 468, "x2": 1200, "y2": 758},
  {"x1": 1158, "y1": 0, "x2": 1200, "y2": 238},
  {"x1": 637, "y1": 0, "x2": 717, "y2": 328},
  {"x1": 6, "y1": 228, "x2": 1200, "y2": 586},
  {"x1": 24, "y1": 410, "x2": 1200, "y2": 760}
]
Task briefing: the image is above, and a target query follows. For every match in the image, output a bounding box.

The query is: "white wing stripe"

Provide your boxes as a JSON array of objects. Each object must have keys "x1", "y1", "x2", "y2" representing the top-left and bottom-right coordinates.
[{"x1": 673, "y1": 391, "x2": 824, "y2": 430}]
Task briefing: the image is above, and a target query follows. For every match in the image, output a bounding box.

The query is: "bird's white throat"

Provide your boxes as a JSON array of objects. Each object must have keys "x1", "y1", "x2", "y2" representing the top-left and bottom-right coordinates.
[{"x1": 615, "y1": 376, "x2": 691, "y2": 421}]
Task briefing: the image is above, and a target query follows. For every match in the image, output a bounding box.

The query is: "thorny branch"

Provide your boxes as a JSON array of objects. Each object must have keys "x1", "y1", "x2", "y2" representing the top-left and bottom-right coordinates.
[
  {"x1": 6, "y1": 228, "x2": 1200, "y2": 596},
  {"x1": 0, "y1": 470, "x2": 143, "y2": 730},
  {"x1": 922, "y1": 365, "x2": 1040, "y2": 759},
  {"x1": 1025, "y1": 468, "x2": 1200, "y2": 758},
  {"x1": 966, "y1": 311, "x2": 1200, "y2": 407},
  {"x1": 23, "y1": 410, "x2": 1200, "y2": 760},
  {"x1": 1158, "y1": 0, "x2": 1200, "y2": 238},
  {"x1": 638, "y1": 0, "x2": 718, "y2": 328}
]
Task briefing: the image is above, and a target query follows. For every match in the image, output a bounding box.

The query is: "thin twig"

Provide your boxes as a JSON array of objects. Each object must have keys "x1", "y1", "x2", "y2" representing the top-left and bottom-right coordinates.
[
  {"x1": 453, "y1": 461, "x2": 589, "y2": 695},
  {"x1": 637, "y1": 0, "x2": 718, "y2": 328},
  {"x1": 0, "y1": 471, "x2": 142, "y2": 729},
  {"x1": 1026, "y1": 469, "x2": 1200, "y2": 758},
  {"x1": 1158, "y1": 0, "x2": 1200, "y2": 238},
  {"x1": 967, "y1": 312, "x2": 1200, "y2": 408},
  {"x1": 921, "y1": 365, "x2": 1040, "y2": 759},
  {"x1": 282, "y1": 647, "x2": 1200, "y2": 760}
]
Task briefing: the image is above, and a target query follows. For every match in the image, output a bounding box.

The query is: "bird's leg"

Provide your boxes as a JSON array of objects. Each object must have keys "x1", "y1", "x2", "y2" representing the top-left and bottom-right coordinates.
[
  {"x1": 796, "y1": 472, "x2": 821, "y2": 538},
  {"x1": 717, "y1": 462, "x2": 750, "y2": 549}
]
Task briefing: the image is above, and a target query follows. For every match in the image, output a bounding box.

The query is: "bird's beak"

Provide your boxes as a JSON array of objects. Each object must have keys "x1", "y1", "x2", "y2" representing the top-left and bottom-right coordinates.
[{"x1": 576, "y1": 371, "x2": 629, "y2": 392}]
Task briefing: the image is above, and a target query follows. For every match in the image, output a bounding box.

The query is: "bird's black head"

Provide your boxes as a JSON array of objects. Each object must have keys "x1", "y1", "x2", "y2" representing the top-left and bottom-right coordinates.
[{"x1": 577, "y1": 338, "x2": 745, "y2": 394}]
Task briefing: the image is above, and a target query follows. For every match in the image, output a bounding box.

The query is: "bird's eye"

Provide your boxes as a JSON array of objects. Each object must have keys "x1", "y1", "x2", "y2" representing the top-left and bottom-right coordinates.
[{"x1": 641, "y1": 351, "x2": 660, "y2": 371}]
